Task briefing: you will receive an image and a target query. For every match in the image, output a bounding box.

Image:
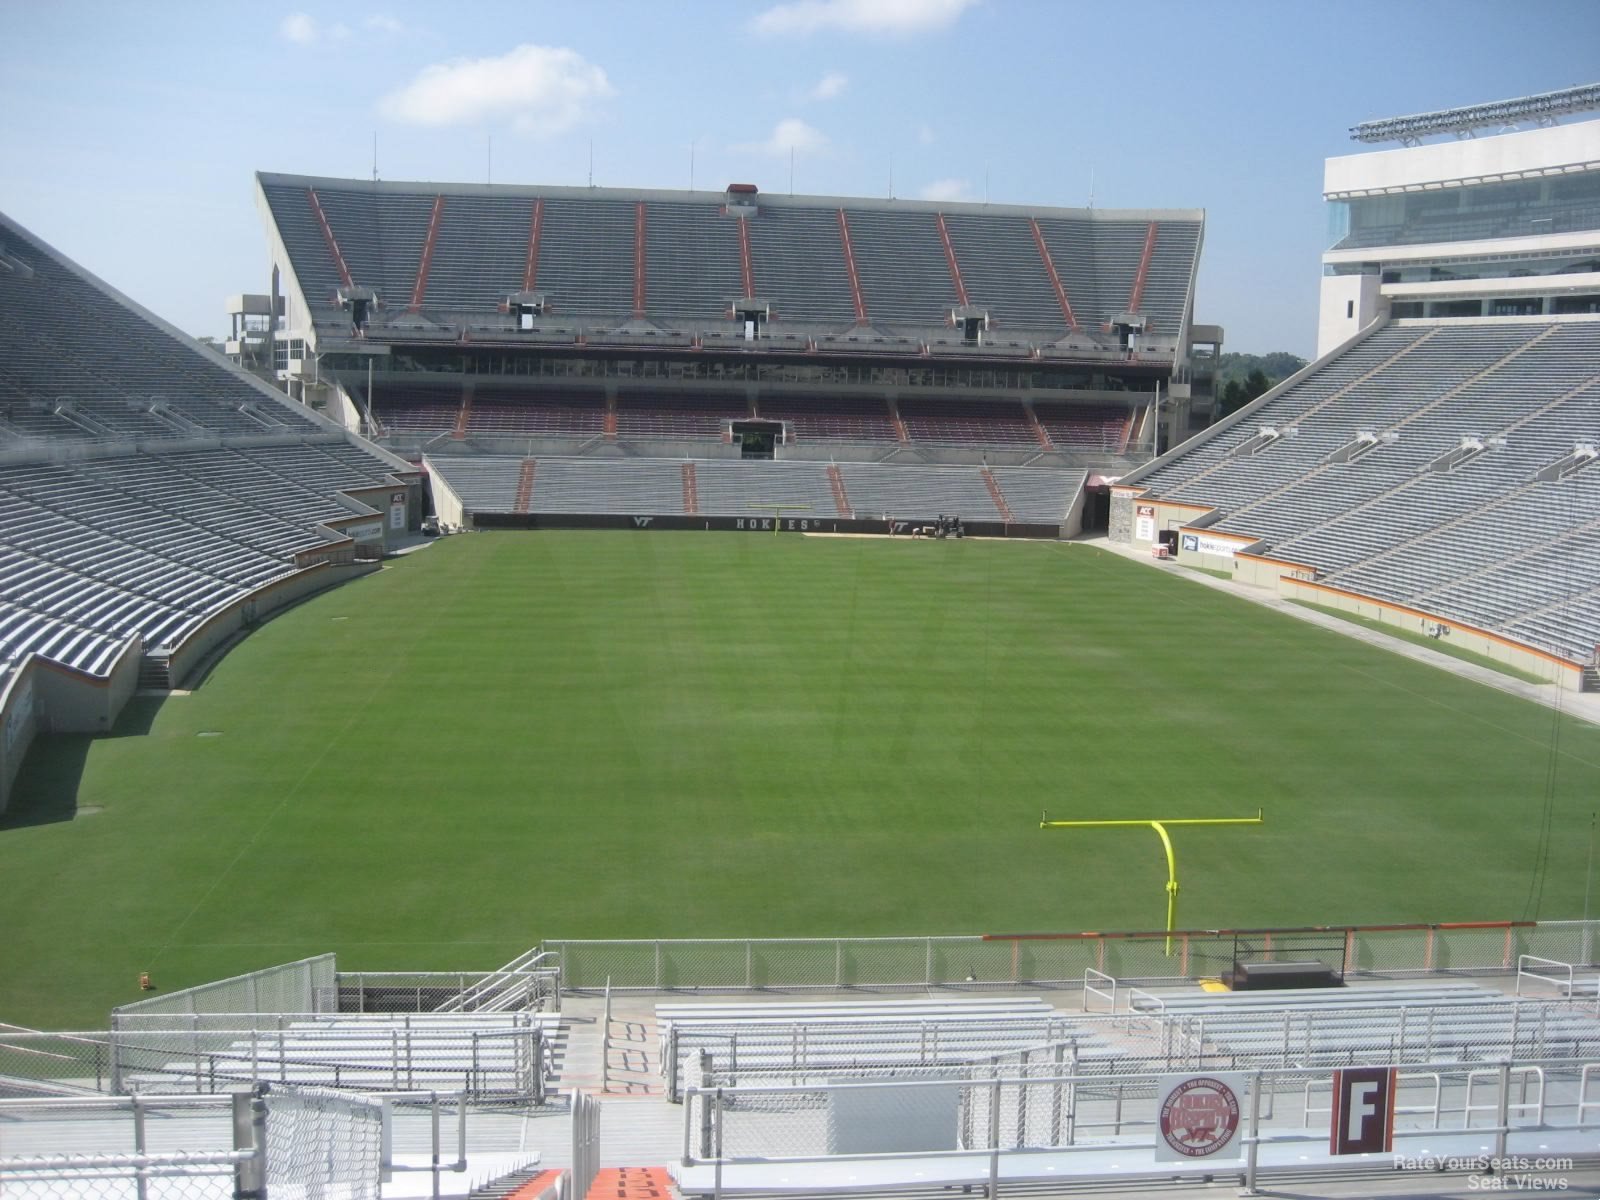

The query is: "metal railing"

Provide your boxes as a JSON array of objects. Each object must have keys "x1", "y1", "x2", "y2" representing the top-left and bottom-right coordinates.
[
  {"x1": 680, "y1": 1056, "x2": 1599, "y2": 1195},
  {"x1": 548, "y1": 920, "x2": 1600, "y2": 993}
]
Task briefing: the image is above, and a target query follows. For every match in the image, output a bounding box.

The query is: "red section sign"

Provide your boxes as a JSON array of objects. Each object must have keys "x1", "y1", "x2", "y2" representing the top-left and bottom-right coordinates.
[{"x1": 1330, "y1": 1067, "x2": 1395, "y2": 1155}]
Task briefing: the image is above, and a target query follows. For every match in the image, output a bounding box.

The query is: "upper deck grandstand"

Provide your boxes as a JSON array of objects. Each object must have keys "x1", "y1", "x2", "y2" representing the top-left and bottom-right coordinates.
[{"x1": 253, "y1": 174, "x2": 1218, "y2": 530}]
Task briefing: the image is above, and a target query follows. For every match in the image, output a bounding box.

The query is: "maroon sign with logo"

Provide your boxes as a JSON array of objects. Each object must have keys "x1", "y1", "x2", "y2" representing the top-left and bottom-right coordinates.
[
  {"x1": 1330, "y1": 1067, "x2": 1395, "y2": 1155},
  {"x1": 1155, "y1": 1074, "x2": 1244, "y2": 1161}
]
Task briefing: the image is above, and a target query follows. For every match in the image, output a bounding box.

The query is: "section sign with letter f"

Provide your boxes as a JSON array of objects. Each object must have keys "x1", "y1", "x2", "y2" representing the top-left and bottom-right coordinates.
[{"x1": 1329, "y1": 1066, "x2": 1395, "y2": 1155}]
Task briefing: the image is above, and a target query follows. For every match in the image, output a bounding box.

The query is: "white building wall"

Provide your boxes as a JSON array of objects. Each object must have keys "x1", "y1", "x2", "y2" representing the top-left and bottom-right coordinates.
[
  {"x1": 1324, "y1": 121, "x2": 1600, "y2": 197},
  {"x1": 1317, "y1": 274, "x2": 1385, "y2": 358}
]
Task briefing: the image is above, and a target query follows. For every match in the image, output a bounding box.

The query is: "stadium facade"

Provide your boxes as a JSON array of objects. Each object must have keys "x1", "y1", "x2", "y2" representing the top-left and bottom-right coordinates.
[
  {"x1": 1112, "y1": 92, "x2": 1600, "y2": 689},
  {"x1": 252, "y1": 174, "x2": 1219, "y2": 536}
]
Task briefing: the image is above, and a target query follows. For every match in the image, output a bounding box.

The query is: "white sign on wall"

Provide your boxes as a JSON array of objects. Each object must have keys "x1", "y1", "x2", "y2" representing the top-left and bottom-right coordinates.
[
  {"x1": 1182, "y1": 533, "x2": 1240, "y2": 559},
  {"x1": 1135, "y1": 504, "x2": 1156, "y2": 543},
  {"x1": 389, "y1": 502, "x2": 406, "y2": 531}
]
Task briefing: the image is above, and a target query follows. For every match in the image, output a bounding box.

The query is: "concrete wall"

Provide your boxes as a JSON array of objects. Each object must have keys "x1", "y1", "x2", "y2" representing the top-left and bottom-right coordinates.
[
  {"x1": 33, "y1": 639, "x2": 144, "y2": 734},
  {"x1": 1318, "y1": 274, "x2": 1386, "y2": 358},
  {"x1": 429, "y1": 463, "x2": 467, "y2": 528},
  {"x1": 1279, "y1": 576, "x2": 1586, "y2": 692},
  {"x1": 0, "y1": 662, "x2": 40, "y2": 816},
  {"x1": 161, "y1": 562, "x2": 378, "y2": 689}
]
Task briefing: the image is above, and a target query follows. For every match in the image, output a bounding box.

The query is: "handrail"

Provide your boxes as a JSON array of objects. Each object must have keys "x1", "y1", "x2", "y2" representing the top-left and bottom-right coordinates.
[{"x1": 1517, "y1": 954, "x2": 1574, "y2": 999}]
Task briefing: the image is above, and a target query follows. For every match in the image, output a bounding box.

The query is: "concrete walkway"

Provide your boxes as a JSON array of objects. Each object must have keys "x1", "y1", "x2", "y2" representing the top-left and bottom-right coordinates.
[{"x1": 1084, "y1": 536, "x2": 1600, "y2": 729}]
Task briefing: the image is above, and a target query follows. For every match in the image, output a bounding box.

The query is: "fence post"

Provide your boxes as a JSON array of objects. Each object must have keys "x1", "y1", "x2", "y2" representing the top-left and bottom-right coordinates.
[
  {"x1": 746, "y1": 941, "x2": 753, "y2": 988},
  {"x1": 132, "y1": 1094, "x2": 148, "y2": 1200},
  {"x1": 1494, "y1": 1060, "x2": 1511, "y2": 1166},
  {"x1": 989, "y1": 1075, "x2": 1002, "y2": 1194},
  {"x1": 655, "y1": 941, "x2": 663, "y2": 990},
  {"x1": 430, "y1": 1090, "x2": 442, "y2": 1198},
  {"x1": 699, "y1": 1052, "x2": 715, "y2": 1158},
  {"x1": 713, "y1": 1088, "x2": 725, "y2": 1200},
  {"x1": 1243, "y1": 1069, "x2": 1262, "y2": 1194}
]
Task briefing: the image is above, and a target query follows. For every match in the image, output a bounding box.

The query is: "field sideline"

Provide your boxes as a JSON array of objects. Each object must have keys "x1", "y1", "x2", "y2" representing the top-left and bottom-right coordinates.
[{"x1": 4, "y1": 532, "x2": 1600, "y2": 1028}]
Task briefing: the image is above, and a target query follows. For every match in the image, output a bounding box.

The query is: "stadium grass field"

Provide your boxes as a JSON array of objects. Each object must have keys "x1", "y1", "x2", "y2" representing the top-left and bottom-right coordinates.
[{"x1": 5, "y1": 532, "x2": 1600, "y2": 1028}]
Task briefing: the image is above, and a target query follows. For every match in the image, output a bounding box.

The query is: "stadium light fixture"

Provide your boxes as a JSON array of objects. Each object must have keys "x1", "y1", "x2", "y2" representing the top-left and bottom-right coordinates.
[
  {"x1": 1350, "y1": 83, "x2": 1600, "y2": 145},
  {"x1": 1039, "y1": 811, "x2": 1264, "y2": 954}
]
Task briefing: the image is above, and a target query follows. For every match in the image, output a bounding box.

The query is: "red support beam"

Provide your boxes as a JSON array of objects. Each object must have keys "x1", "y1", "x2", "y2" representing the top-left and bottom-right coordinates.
[
  {"x1": 523, "y1": 198, "x2": 544, "y2": 292},
  {"x1": 736, "y1": 214, "x2": 756, "y2": 299},
  {"x1": 408, "y1": 195, "x2": 446, "y2": 312},
  {"x1": 1128, "y1": 221, "x2": 1159, "y2": 316},
  {"x1": 935, "y1": 213, "x2": 969, "y2": 307},
  {"x1": 1028, "y1": 218, "x2": 1076, "y2": 332},
  {"x1": 633, "y1": 201, "x2": 648, "y2": 318},
  {"x1": 836, "y1": 209, "x2": 868, "y2": 326},
  {"x1": 306, "y1": 189, "x2": 353, "y2": 290}
]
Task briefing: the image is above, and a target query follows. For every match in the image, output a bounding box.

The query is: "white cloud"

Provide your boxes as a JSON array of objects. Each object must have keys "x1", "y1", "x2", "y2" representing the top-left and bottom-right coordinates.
[
  {"x1": 379, "y1": 44, "x2": 614, "y2": 135},
  {"x1": 278, "y1": 12, "x2": 349, "y2": 44},
  {"x1": 919, "y1": 178, "x2": 971, "y2": 202},
  {"x1": 364, "y1": 13, "x2": 406, "y2": 34},
  {"x1": 752, "y1": 0, "x2": 977, "y2": 37},
  {"x1": 807, "y1": 71, "x2": 849, "y2": 101},
  {"x1": 279, "y1": 12, "x2": 318, "y2": 43},
  {"x1": 735, "y1": 117, "x2": 830, "y2": 157}
]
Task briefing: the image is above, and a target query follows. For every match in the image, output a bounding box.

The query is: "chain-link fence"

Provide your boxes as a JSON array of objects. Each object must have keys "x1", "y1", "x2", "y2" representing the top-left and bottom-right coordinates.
[
  {"x1": 0, "y1": 1086, "x2": 381, "y2": 1199},
  {"x1": 334, "y1": 969, "x2": 560, "y2": 1014},
  {"x1": 111, "y1": 956, "x2": 336, "y2": 1026},
  {"x1": 0, "y1": 1030, "x2": 115, "y2": 1094},
  {"x1": 263, "y1": 1087, "x2": 382, "y2": 1199},
  {"x1": 0, "y1": 1149, "x2": 250, "y2": 1198},
  {"x1": 551, "y1": 921, "x2": 1600, "y2": 993}
]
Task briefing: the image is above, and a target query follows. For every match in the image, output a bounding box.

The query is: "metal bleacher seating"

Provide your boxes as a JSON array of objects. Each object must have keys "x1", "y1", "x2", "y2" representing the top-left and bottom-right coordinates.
[
  {"x1": 1129, "y1": 981, "x2": 1600, "y2": 1067},
  {"x1": 430, "y1": 455, "x2": 1088, "y2": 527},
  {"x1": 119, "y1": 1011, "x2": 560, "y2": 1102},
  {"x1": 657, "y1": 997, "x2": 1109, "y2": 1099},
  {"x1": 757, "y1": 395, "x2": 897, "y2": 442},
  {"x1": 1130, "y1": 318, "x2": 1600, "y2": 659},
  {"x1": 898, "y1": 398, "x2": 1039, "y2": 447},
  {"x1": 470, "y1": 388, "x2": 607, "y2": 437},
  {"x1": 615, "y1": 393, "x2": 746, "y2": 440},
  {"x1": 0, "y1": 211, "x2": 412, "y2": 689}
]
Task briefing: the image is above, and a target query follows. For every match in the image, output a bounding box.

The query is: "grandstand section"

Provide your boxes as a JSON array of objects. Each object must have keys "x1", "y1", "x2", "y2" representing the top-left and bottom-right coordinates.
[
  {"x1": 425, "y1": 453, "x2": 1087, "y2": 535},
  {"x1": 1116, "y1": 99, "x2": 1600, "y2": 690},
  {"x1": 255, "y1": 174, "x2": 1217, "y2": 510},
  {"x1": 0, "y1": 209, "x2": 421, "y2": 815}
]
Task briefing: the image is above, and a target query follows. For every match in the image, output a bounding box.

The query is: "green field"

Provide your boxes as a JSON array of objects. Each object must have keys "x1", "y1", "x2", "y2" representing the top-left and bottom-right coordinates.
[{"x1": 4, "y1": 532, "x2": 1600, "y2": 1028}]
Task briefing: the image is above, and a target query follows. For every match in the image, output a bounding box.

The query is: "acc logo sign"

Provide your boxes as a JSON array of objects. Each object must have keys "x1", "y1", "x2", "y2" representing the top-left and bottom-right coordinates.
[{"x1": 1155, "y1": 1074, "x2": 1245, "y2": 1162}]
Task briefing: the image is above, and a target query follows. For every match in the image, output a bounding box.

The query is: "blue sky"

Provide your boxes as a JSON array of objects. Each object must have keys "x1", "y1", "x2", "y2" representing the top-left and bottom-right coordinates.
[{"x1": 2, "y1": 0, "x2": 1597, "y2": 356}]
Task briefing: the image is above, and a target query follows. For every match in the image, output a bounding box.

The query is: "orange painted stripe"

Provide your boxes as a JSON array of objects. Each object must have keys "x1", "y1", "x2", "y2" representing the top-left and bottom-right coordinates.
[
  {"x1": 935, "y1": 212, "x2": 969, "y2": 308},
  {"x1": 836, "y1": 209, "x2": 868, "y2": 325},
  {"x1": 585, "y1": 1165, "x2": 674, "y2": 1200},
  {"x1": 524, "y1": 198, "x2": 544, "y2": 291}
]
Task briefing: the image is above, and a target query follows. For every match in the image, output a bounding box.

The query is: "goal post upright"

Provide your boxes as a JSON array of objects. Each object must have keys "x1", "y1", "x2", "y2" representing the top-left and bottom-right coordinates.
[{"x1": 1039, "y1": 810, "x2": 1264, "y2": 955}]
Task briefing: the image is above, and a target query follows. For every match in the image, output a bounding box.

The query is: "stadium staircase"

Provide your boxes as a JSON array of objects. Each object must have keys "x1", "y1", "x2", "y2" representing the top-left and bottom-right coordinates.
[
  {"x1": 980, "y1": 467, "x2": 1014, "y2": 521},
  {"x1": 887, "y1": 398, "x2": 910, "y2": 444},
  {"x1": 586, "y1": 1167, "x2": 673, "y2": 1200},
  {"x1": 1169, "y1": 327, "x2": 1444, "y2": 500},
  {"x1": 1023, "y1": 400, "x2": 1054, "y2": 450},
  {"x1": 934, "y1": 212, "x2": 969, "y2": 307},
  {"x1": 1223, "y1": 324, "x2": 1566, "y2": 536},
  {"x1": 1029, "y1": 216, "x2": 1079, "y2": 331},
  {"x1": 826, "y1": 464, "x2": 851, "y2": 516},
  {"x1": 604, "y1": 397, "x2": 618, "y2": 439},
  {"x1": 836, "y1": 209, "x2": 869, "y2": 325},
  {"x1": 1127, "y1": 222, "x2": 1159, "y2": 315},
  {"x1": 680, "y1": 462, "x2": 697, "y2": 515},
  {"x1": 515, "y1": 459, "x2": 537, "y2": 512},
  {"x1": 409, "y1": 194, "x2": 445, "y2": 311},
  {"x1": 454, "y1": 385, "x2": 474, "y2": 439},
  {"x1": 604, "y1": 1004, "x2": 663, "y2": 1098},
  {"x1": 470, "y1": 1167, "x2": 565, "y2": 1199},
  {"x1": 524, "y1": 198, "x2": 544, "y2": 292}
]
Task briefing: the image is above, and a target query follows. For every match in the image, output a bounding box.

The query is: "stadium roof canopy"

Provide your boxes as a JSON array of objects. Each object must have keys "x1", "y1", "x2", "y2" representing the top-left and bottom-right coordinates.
[{"x1": 256, "y1": 173, "x2": 1204, "y2": 362}]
